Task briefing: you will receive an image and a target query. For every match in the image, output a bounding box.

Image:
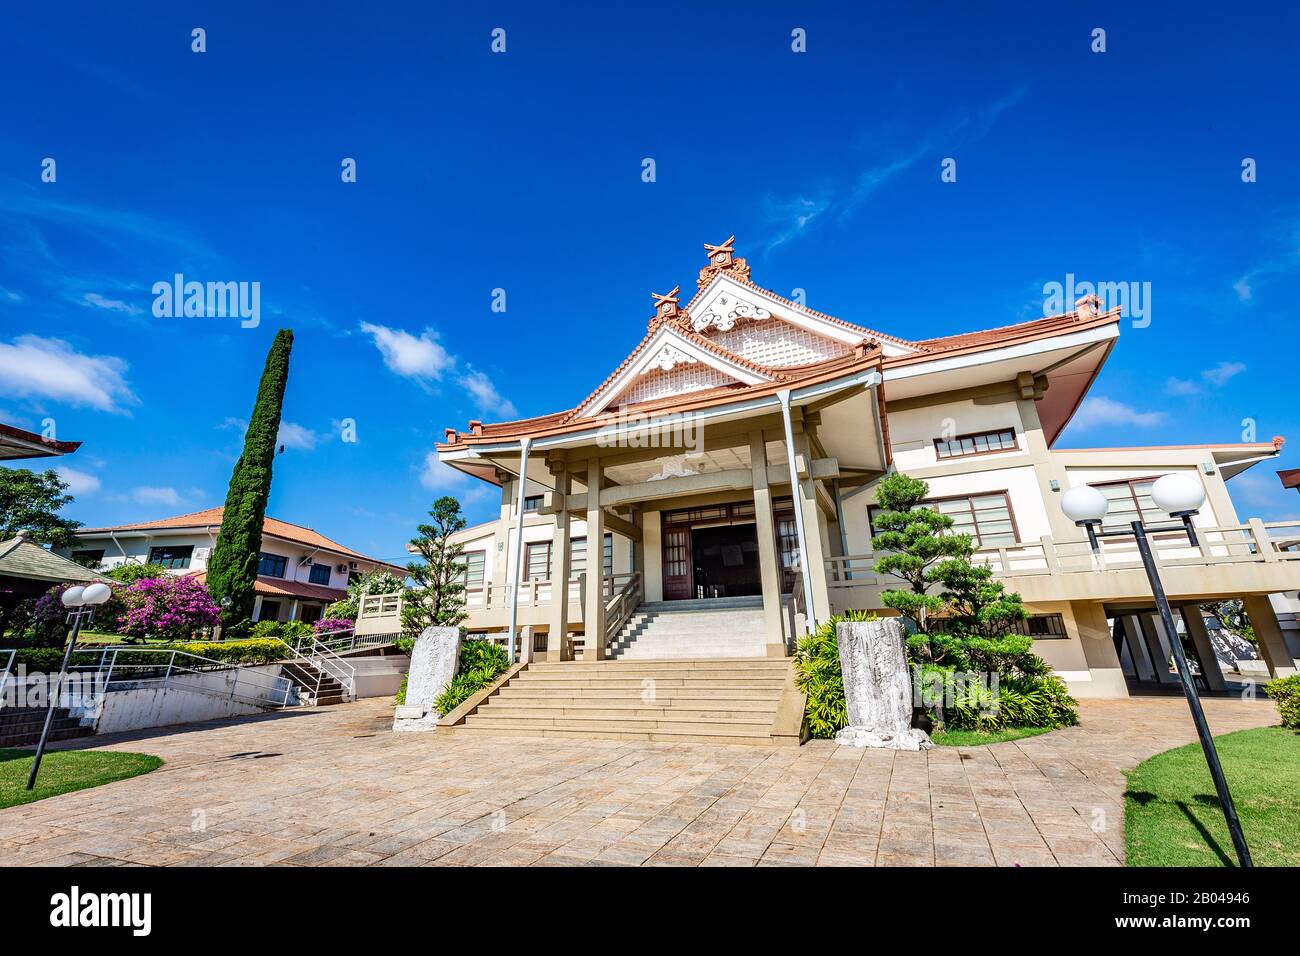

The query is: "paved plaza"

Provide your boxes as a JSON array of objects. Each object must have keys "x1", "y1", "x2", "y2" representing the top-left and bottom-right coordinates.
[{"x1": 0, "y1": 695, "x2": 1277, "y2": 867}]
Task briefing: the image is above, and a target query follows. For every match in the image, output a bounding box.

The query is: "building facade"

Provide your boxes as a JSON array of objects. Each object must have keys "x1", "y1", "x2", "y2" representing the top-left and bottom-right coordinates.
[
  {"x1": 68, "y1": 507, "x2": 404, "y2": 624},
  {"x1": 418, "y1": 238, "x2": 1300, "y2": 697}
]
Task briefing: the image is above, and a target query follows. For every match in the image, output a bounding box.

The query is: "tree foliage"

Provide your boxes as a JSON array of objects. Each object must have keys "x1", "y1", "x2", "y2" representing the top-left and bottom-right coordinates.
[
  {"x1": 402, "y1": 496, "x2": 468, "y2": 635},
  {"x1": 0, "y1": 468, "x2": 82, "y2": 548},
  {"x1": 323, "y1": 568, "x2": 406, "y2": 621},
  {"x1": 206, "y1": 329, "x2": 293, "y2": 628}
]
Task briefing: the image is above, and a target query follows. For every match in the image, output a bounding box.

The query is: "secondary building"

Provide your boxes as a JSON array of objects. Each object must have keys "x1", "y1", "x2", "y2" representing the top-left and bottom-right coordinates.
[
  {"x1": 364, "y1": 237, "x2": 1300, "y2": 698},
  {"x1": 68, "y1": 507, "x2": 405, "y2": 624}
]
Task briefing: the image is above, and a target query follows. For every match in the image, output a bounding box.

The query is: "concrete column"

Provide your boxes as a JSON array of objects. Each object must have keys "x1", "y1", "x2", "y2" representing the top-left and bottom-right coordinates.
[
  {"x1": 584, "y1": 457, "x2": 607, "y2": 659},
  {"x1": 252, "y1": 595, "x2": 264, "y2": 622},
  {"x1": 1138, "y1": 612, "x2": 1179, "y2": 684},
  {"x1": 643, "y1": 510, "x2": 663, "y2": 602},
  {"x1": 1119, "y1": 614, "x2": 1156, "y2": 682},
  {"x1": 750, "y1": 430, "x2": 786, "y2": 655},
  {"x1": 1069, "y1": 601, "x2": 1129, "y2": 697},
  {"x1": 491, "y1": 473, "x2": 512, "y2": 593},
  {"x1": 1243, "y1": 593, "x2": 1299, "y2": 678},
  {"x1": 546, "y1": 461, "x2": 572, "y2": 662},
  {"x1": 1178, "y1": 605, "x2": 1227, "y2": 691}
]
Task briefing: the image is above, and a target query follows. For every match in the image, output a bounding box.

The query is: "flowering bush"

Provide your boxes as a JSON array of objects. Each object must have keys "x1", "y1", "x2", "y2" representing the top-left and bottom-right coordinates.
[
  {"x1": 313, "y1": 617, "x2": 354, "y2": 636},
  {"x1": 117, "y1": 576, "x2": 220, "y2": 642}
]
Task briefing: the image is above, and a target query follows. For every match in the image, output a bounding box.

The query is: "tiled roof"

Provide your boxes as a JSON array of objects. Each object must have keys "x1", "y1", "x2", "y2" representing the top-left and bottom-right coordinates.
[
  {"x1": 0, "y1": 535, "x2": 109, "y2": 584},
  {"x1": 0, "y1": 422, "x2": 81, "y2": 460},
  {"x1": 189, "y1": 571, "x2": 347, "y2": 603},
  {"x1": 79, "y1": 507, "x2": 402, "y2": 572}
]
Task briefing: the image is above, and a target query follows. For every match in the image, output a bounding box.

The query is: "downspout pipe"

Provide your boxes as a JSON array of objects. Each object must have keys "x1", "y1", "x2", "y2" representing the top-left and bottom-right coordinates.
[
  {"x1": 505, "y1": 436, "x2": 532, "y2": 664},
  {"x1": 777, "y1": 390, "x2": 817, "y2": 629}
]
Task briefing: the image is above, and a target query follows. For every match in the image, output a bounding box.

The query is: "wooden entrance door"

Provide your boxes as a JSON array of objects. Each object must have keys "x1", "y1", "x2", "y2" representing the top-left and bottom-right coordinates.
[{"x1": 662, "y1": 526, "x2": 693, "y2": 600}]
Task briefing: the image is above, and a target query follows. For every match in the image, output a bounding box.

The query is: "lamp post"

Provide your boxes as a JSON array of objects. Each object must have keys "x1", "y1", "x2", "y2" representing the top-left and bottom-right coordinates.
[
  {"x1": 1060, "y1": 474, "x2": 1252, "y2": 867},
  {"x1": 25, "y1": 581, "x2": 112, "y2": 791}
]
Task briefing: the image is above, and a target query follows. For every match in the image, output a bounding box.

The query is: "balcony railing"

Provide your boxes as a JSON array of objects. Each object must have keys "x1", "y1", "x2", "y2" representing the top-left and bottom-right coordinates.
[{"x1": 827, "y1": 519, "x2": 1300, "y2": 589}]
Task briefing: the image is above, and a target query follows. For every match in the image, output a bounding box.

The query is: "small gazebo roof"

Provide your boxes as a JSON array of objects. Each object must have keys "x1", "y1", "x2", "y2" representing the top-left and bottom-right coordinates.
[{"x1": 0, "y1": 532, "x2": 109, "y2": 585}]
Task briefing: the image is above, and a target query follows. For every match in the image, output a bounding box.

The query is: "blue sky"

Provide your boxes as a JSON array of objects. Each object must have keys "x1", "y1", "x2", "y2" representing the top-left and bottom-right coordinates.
[{"x1": 2, "y1": 1, "x2": 1298, "y2": 563}]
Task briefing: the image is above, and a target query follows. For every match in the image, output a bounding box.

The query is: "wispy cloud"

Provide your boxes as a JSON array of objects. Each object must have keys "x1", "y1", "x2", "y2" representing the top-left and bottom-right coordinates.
[
  {"x1": 0, "y1": 334, "x2": 137, "y2": 413},
  {"x1": 55, "y1": 466, "x2": 101, "y2": 496},
  {"x1": 360, "y1": 321, "x2": 516, "y2": 418},
  {"x1": 1072, "y1": 396, "x2": 1165, "y2": 429},
  {"x1": 129, "y1": 486, "x2": 182, "y2": 506},
  {"x1": 1164, "y1": 361, "x2": 1247, "y2": 395},
  {"x1": 220, "y1": 416, "x2": 322, "y2": 452},
  {"x1": 419, "y1": 451, "x2": 493, "y2": 504},
  {"x1": 760, "y1": 86, "x2": 1028, "y2": 253},
  {"x1": 82, "y1": 292, "x2": 143, "y2": 316}
]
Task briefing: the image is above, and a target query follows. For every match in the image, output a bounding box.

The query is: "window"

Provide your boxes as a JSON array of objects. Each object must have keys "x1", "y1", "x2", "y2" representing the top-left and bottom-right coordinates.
[
  {"x1": 934, "y1": 429, "x2": 1018, "y2": 460},
  {"x1": 308, "y1": 562, "x2": 332, "y2": 585},
  {"x1": 458, "y1": 550, "x2": 486, "y2": 588},
  {"x1": 148, "y1": 544, "x2": 193, "y2": 569},
  {"x1": 1013, "y1": 613, "x2": 1068, "y2": 639},
  {"x1": 525, "y1": 541, "x2": 551, "y2": 580},
  {"x1": 523, "y1": 495, "x2": 544, "y2": 514},
  {"x1": 1089, "y1": 478, "x2": 1162, "y2": 533},
  {"x1": 71, "y1": 549, "x2": 105, "y2": 567},
  {"x1": 870, "y1": 492, "x2": 1018, "y2": 548},
  {"x1": 258, "y1": 600, "x2": 281, "y2": 622},
  {"x1": 257, "y1": 552, "x2": 287, "y2": 578},
  {"x1": 570, "y1": 534, "x2": 614, "y2": 577}
]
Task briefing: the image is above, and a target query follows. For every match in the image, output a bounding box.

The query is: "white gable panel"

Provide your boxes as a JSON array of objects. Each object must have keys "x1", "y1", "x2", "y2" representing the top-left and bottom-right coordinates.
[
  {"x1": 711, "y1": 322, "x2": 850, "y2": 367},
  {"x1": 617, "y1": 364, "x2": 736, "y2": 406}
]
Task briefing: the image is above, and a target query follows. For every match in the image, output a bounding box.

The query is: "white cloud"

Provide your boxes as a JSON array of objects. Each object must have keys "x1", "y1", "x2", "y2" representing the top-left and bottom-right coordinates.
[
  {"x1": 419, "y1": 451, "x2": 492, "y2": 504},
  {"x1": 0, "y1": 334, "x2": 137, "y2": 413},
  {"x1": 360, "y1": 322, "x2": 454, "y2": 381},
  {"x1": 1233, "y1": 276, "x2": 1252, "y2": 301},
  {"x1": 55, "y1": 466, "x2": 101, "y2": 496},
  {"x1": 130, "y1": 486, "x2": 182, "y2": 506},
  {"x1": 1164, "y1": 377, "x2": 1200, "y2": 396},
  {"x1": 1072, "y1": 396, "x2": 1165, "y2": 429},
  {"x1": 1202, "y1": 361, "x2": 1246, "y2": 387},
  {"x1": 277, "y1": 421, "x2": 318, "y2": 451},
  {"x1": 81, "y1": 292, "x2": 142, "y2": 315},
  {"x1": 459, "y1": 369, "x2": 517, "y2": 418}
]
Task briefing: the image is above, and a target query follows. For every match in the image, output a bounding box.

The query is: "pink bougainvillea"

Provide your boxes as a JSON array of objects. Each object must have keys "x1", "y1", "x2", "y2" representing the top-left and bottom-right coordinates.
[
  {"x1": 118, "y1": 575, "x2": 220, "y2": 641},
  {"x1": 312, "y1": 617, "x2": 354, "y2": 636}
]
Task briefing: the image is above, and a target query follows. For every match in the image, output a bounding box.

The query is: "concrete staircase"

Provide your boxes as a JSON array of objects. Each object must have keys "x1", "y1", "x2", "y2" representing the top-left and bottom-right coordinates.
[
  {"x1": 0, "y1": 706, "x2": 94, "y2": 748},
  {"x1": 454, "y1": 658, "x2": 801, "y2": 746},
  {"x1": 608, "y1": 597, "x2": 769, "y2": 660},
  {"x1": 280, "y1": 661, "x2": 346, "y2": 706}
]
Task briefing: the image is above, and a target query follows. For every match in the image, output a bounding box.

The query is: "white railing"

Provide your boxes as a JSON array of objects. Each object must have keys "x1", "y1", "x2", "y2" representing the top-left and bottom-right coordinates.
[
  {"x1": 290, "y1": 627, "x2": 396, "y2": 656},
  {"x1": 358, "y1": 573, "x2": 644, "y2": 626},
  {"x1": 827, "y1": 519, "x2": 1300, "y2": 588},
  {"x1": 274, "y1": 636, "x2": 356, "y2": 702},
  {"x1": 64, "y1": 646, "x2": 295, "y2": 709},
  {"x1": 0, "y1": 649, "x2": 14, "y2": 702}
]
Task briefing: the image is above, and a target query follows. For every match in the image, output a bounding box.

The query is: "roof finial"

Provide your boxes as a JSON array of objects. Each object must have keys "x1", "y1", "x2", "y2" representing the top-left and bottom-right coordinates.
[
  {"x1": 698, "y1": 235, "x2": 751, "y2": 289},
  {"x1": 650, "y1": 286, "x2": 681, "y2": 323}
]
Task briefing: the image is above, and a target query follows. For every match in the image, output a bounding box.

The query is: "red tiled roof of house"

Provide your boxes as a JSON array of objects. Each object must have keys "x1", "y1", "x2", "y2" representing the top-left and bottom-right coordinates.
[
  {"x1": 80, "y1": 507, "x2": 403, "y2": 572},
  {"x1": 189, "y1": 570, "x2": 347, "y2": 602}
]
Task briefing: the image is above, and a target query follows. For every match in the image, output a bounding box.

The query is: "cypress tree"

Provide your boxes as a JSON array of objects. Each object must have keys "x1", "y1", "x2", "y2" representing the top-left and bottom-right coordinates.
[{"x1": 207, "y1": 329, "x2": 293, "y2": 628}]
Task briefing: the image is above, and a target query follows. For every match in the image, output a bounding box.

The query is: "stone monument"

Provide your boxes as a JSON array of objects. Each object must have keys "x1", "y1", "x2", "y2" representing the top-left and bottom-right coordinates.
[
  {"x1": 393, "y1": 626, "x2": 461, "y2": 732},
  {"x1": 835, "y1": 618, "x2": 933, "y2": 750}
]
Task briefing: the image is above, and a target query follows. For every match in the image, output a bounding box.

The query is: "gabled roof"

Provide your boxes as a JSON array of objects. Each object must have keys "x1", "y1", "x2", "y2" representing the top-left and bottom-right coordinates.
[
  {"x1": 0, "y1": 422, "x2": 81, "y2": 461},
  {"x1": 78, "y1": 507, "x2": 404, "y2": 573},
  {"x1": 437, "y1": 237, "x2": 1123, "y2": 452},
  {"x1": 0, "y1": 534, "x2": 109, "y2": 585},
  {"x1": 189, "y1": 570, "x2": 347, "y2": 603}
]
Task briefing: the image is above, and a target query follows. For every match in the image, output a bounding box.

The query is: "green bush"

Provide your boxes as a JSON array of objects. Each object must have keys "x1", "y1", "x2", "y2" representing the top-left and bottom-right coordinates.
[
  {"x1": 794, "y1": 611, "x2": 874, "y2": 738},
  {"x1": 432, "y1": 639, "x2": 510, "y2": 716},
  {"x1": 395, "y1": 673, "x2": 408, "y2": 706},
  {"x1": 12, "y1": 638, "x2": 290, "y2": 672},
  {"x1": 1265, "y1": 675, "x2": 1300, "y2": 729}
]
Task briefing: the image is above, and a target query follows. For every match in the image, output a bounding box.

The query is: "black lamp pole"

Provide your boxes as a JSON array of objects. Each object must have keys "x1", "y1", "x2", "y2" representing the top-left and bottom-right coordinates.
[
  {"x1": 25, "y1": 605, "x2": 90, "y2": 791},
  {"x1": 1083, "y1": 514, "x2": 1252, "y2": 867}
]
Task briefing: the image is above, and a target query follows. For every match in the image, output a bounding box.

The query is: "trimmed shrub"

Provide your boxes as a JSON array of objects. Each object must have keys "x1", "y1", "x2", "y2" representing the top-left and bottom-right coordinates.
[
  {"x1": 1265, "y1": 675, "x2": 1300, "y2": 729},
  {"x1": 13, "y1": 638, "x2": 289, "y2": 672},
  {"x1": 433, "y1": 639, "x2": 509, "y2": 716}
]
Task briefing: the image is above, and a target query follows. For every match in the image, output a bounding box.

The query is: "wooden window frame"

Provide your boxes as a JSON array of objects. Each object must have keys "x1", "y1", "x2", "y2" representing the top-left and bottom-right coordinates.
[
  {"x1": 870, "y1": 491, "x2": 1020, "y2": 549},
  {"x1": 257, "y1": 552, "x2": 288, "y2": 579},
  {"x1": 522, "y1": 495, "x2": 544, "y2": 514},
  {"x1": 1014, "y1": 613, "x2": 1068, "y2": 639},
  {"x1": 459, "y1": 549, "x2": 486, "y2": 588},
  {"x1": 307, "y1": 562, "x2": 332, "y2": 585},
  {"x1": 1086, "y1": 475, "x2": 1187, "y2": 539},
  {"x1": 525, "y1": 541, "x2": 552, "y2": 581},
  {"x1": 933, "y1": 428, "x2": 1019, "y2": 461}
]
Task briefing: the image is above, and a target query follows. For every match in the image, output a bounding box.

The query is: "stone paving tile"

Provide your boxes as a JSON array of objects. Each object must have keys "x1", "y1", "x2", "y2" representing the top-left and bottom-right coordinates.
[{"x1": 0, "y1": 694, "x2": 1277, "y2": 867}]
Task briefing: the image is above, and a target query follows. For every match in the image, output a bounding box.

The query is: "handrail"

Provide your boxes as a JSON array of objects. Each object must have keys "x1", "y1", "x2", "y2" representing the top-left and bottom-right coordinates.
[
  {"x1": 63, "y1": 646, "x2": 294, "y2": 709},
  {"x1": 603, "y1": 571, "x2": 642, "y2": 645},
  {"x1": 273, "y1": 635, "x2": 356, "y2": 702},
  {"x1": 0, "y1": 649, "x2": 14, "y2": 702}
]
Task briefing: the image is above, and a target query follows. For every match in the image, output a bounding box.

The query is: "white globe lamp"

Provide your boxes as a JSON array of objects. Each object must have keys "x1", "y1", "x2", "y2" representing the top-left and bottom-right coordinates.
[
  {"x1": 82, "y1": 582, "x2": 113, "y2": 605},
  {"x1": 60, "y1": 586, "x2": 86, "y2": 608},
  {"x1": 1151, "y1": 472, "x2": 1205, "y2": 517},
  {"x1": 1060, "y1": 484, "x2": 1109, "y2": 526}
]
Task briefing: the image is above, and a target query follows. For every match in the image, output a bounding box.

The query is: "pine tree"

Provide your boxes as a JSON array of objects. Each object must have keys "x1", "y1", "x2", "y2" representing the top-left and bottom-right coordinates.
[
  {"x1": 402, "y1": 496, "x2": 469, "y2": 635},
  {"x1": 207, "y1": 329, "x2": 293, "y2": 629}
]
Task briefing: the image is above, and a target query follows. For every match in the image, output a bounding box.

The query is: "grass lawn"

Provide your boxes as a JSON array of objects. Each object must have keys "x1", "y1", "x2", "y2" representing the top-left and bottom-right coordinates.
[
  {"x1": 0, "y1": 748, "x2": 162, "y2": 810},
  {"x1": 932, "y1": 725, "x2": 1056, "y2": 747},
  {"x1": 1126, "y1": 726, "x2": 1300, "y2": 867}
]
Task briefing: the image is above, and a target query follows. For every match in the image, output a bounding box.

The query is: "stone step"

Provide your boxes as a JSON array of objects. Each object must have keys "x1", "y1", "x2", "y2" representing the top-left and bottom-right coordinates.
[
  {"x1": 525, "y1": 659, "x2": 787, "y2": 673},
  {"x1": 506, "y1": 677, "x2": 788, "y2": 690},
  {"x1": 462, "y1": 713, "x2": 774, "y2": 735},
  {"x1": 481, "y1": 703, "x2": 777, "y2": 721},
  {"x1": 636, "y1": 597, "x2": 765, "y2": 611},
  {"x1": 453, "y1": 724, "x2": 781, "y2": 746},
  {"x1": 494, "y1": 686, "x2": 783, "y2": 701}
]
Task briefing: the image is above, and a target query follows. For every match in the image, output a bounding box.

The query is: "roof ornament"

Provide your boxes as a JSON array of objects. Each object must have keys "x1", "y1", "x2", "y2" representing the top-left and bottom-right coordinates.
[
  {"x1": 649, "y1": 286, "x2": 682, "y2": 325},
  {"x1": 1075, "y1": 293, "x2": 1102, "y2": 320},
  {"x1": 698, "y1": 234, "x2": 751, "y2": 289},
  {"x1": 642, "y1": 344, "x2": 699, "y2": 374},
  {"x1": 692, "y1": 292, "x2": 771, "y2": 333}
]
